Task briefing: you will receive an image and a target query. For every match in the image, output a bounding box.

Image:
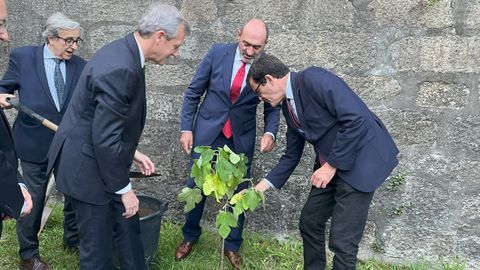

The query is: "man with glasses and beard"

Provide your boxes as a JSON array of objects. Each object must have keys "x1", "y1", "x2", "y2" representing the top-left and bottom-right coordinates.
[{"x1": 0, "y1": 12, "x2": 86, "y2": 270}]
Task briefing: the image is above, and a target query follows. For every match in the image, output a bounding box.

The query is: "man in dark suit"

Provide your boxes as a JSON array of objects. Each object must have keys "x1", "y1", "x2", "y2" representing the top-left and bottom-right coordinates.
[
  {"x1": 176, "y1": 18, "x2": 280, "y2": 269},
  {"x1": 0, "y1": 12, "x2": 86, "y2": 270},
  {"x1": 0, "y1": 0, "x2": 32, "y2": 240},
  {"x1": 47, "y1": 3, "x2": 190, "y2": 269},
  {"x1": 248, "y1": 55, "x2": 399, "y2": 270}
]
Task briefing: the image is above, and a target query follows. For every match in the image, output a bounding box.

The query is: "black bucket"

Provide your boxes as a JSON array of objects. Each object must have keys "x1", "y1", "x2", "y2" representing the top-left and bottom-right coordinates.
[
  {"x1": 138, "y1": 195, "x2": 168, "y2": 269},
  {"x1": 113, "y1": 195, "x2": 168, "y2": 270}
]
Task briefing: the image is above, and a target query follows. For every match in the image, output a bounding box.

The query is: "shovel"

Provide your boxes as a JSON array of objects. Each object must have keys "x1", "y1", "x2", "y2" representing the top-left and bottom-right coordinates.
[{"x1": 6, "y1": 97, "x2": 157, "y2": 234}]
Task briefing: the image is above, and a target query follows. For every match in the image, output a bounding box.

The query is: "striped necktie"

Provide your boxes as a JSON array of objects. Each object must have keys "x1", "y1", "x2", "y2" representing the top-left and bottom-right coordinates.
[{"x1": 54, "y1": 58, "x2": 65, "y2": 109}]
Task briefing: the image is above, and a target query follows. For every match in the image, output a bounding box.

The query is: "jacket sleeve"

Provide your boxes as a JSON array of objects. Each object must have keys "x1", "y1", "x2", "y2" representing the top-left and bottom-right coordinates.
[
  {"x1": 180, "y1": 45, "x2": 215, "y2": 131},
  {"x1": 0, "y1": 50, "x2": 20, "y2": 94},
  {"x1": 262, "y1": 101, "x2": 281, "y2": 136},
  {"x1": 265, "y1": 125, "x2": 306, "y2": 189},
  {"x1": 90, "y1": 66, "x2": 138, "y2": 193}
]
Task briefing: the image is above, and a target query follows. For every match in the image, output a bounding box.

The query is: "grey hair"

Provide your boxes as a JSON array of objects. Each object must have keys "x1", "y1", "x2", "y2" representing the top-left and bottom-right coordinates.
[
  {"x1": 136, "y1": 2, "x2": 190, "y2": 39},
  {"x1": 42, "y1": 12, "x2": 81, "y2": 43}
]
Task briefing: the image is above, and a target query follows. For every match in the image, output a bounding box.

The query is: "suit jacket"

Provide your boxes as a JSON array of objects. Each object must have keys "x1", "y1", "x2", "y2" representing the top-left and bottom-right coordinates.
[
  {"x1": 0, "y1": 45, "x2": 86, "y2": 163},
  {"x1": 47, "y1": 33, "x2": 146, "y2": 205},
  {"x1": 266, "y1": 67, "x2": 399, "y2": 192},
  {"x1": 0, "y1": 109, "x2": 24, "y2": 223},
  {"x1": 180, "y1": 43, "x2": 280, "y2": 164}
]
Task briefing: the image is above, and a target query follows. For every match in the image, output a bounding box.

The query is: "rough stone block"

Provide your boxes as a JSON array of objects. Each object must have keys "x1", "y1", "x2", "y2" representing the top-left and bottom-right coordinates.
[
  {"x1": 416, "y1": 82, "x2": 469, "y2": 109},
  {"x1": 32, "y1": 0, "x2": 173, "y2": 23},
  {"x1": 464, "y1": 1, "x2": 480, "y2": 30},
  {"x1": 444, "y1": 115, "x2": 480, "y2": 154},
  {"x1": 89, "y1": 25, "x2": 133, "y2": 52},
  {"x1": 296, "y1": 0, "x2": 355, "y2": 29},
  {"x1": 368, "y1": 0, "x2": 453, "y2": 29},
  {"x1": 375, "y1": 109, "x2": 439, "y2": 146},
  {"x1": 268, "y1": 30, "x2": 376, "y2": 73},
  {"x1": 391, "y1": 36, "x2": 480, "y2": 73},
  {"x1": 181, "y1": 0, "x2": 217, "y2": 22},
  {"x1": 339, "y1": 74, "x2": 402, "y2": 106},
  {"x1": 145, "y1": 64, "x2": 196, "y2": 88}
]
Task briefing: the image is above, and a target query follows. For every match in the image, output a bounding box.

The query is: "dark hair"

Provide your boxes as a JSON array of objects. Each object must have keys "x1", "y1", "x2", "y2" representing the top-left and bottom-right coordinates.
[{"x1": 247, "y1": 54, "x2": 289, "y2": 85}]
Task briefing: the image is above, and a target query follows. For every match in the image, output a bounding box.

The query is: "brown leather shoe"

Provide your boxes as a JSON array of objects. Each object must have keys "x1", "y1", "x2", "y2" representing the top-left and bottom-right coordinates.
[
  {"x1": 224, "y1": 250, "x2": 241, "y2": 269},
  {"x1": 19, "y1": 255, "x2": 52, "y2": 270},
  {"x1": 175, "y1": 241, "x2": 195, "y2": 261}
]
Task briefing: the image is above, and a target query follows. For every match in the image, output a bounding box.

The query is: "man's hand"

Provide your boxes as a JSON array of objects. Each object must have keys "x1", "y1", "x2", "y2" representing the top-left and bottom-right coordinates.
[
  {"x1": 121, "y1": 189, "x2": 139, "y2": 219},
  {"x1": 310, "y1": 163, "x2": 337, "y2": 188},
  {"x1": 180, "y1": 131, "x2": 193, "y2": 155},
  {"x1": 253, "y1": 179, "x2": 271, "y2": 193},
  {"x1": 133, "y1": 150, "x2": 155, "y2": 176},
  {"x1": 20, "y1": 186, "x2": 33, "y2": 217},
  {"x1": 0, "y1": 93, "x2": 15, "y2": 109},
  {"x1": 259, "y1": 133, "x2": 275, "y2": 153}
]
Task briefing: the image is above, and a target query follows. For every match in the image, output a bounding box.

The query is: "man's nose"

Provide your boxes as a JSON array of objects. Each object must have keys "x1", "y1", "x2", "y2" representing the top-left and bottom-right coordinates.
[{"x1": 0, "y1": 31, "x2": 9, "y2": 42}]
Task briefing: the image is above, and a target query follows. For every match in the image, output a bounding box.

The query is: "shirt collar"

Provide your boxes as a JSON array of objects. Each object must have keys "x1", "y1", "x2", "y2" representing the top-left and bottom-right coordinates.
[
  {"x1": 134, "y1": 35, "x2": 145, "y2": 68},
  {"x1": 43, "y1": 44, "x2": 58, "y2": 60},
  {"x1": 285, "y1": 72, "x2": 293, "y2": 100}
]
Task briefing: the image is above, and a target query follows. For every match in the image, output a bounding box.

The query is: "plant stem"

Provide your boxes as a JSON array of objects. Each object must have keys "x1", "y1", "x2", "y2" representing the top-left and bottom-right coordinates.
[{"x1": 220, "y1": 237, "x2": 225, "y2": 270}]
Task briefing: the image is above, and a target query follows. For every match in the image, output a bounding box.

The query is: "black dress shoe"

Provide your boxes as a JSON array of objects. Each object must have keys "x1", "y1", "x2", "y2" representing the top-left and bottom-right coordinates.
[{"x1": 19, "y1": 255, "x2": 52, "y2": 270}]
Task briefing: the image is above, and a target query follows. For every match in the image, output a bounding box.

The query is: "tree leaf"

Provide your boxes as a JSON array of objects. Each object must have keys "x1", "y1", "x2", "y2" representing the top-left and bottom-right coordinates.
[
  {"x1": 215, "y1": 211, "x2": 238, "y2": 239},
  {"x1": 194, "y1": 145, "x2": 211, "y2": 154},
  {"x1": 229, "y1": 153, "x2": 240, "y2": 164},
  {"x1": 244, "y1": 189, "x2": 261, "y2": 211},
  {"x1": 177, "y1": 187, "x2": 203, "y2": 213},
  {"x1": 230, "y1": 193, "x2": 243, "y2": 205},
  {"x1": 201, "y1": 149, "x2": 215, "y2": 166},
  {"x1": 203, "y1": 174, "x2": 215, "y2": 196}
]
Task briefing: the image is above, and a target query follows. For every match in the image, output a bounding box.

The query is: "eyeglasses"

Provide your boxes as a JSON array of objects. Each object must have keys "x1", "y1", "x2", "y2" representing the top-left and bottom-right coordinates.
[
  {"x1": 253, "y1": 81, "x2": 265, "y2": 95},
  {"x1": 57, "y1": 36, "x2": 83, "y2": 46}
]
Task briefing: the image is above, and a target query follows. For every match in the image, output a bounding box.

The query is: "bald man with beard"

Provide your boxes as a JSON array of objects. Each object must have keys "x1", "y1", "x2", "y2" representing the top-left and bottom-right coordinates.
[{"x1": 177, "y1": 18, "x2": 281, "y2": 269}]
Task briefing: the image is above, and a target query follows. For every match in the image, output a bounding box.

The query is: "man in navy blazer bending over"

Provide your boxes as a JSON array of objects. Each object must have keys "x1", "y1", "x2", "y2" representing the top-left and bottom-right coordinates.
[
  {"x1": 248, "y1": 55, "x2": 399, "y2": 270},
  {"x1": 0, "y1": 0, "x2": 33, "y2": 241},
  {"x1": 0, "y1": 12, "x2": 86, "y2": 270},
  {"x1": 47, "y1": 3, "x2": 190, "y2": 269},
  {"x1": 177, "y1": 18, "x2": 280, "y2": 269}
]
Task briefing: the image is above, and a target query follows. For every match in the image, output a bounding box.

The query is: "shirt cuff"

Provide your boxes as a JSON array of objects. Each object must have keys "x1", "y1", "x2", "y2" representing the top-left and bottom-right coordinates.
[
  {"x1": 115, "y1": 183, "x2": 132, "y2": 194},
  {"x1": 264, "y1": 132, "x2": 275, "y2": 141},
  {"x1": 18, "y1": 183, "x2": 27, "y2": 190},
  {"x1": 262, "y1": 178, "x2": 275, "y2": 188}
]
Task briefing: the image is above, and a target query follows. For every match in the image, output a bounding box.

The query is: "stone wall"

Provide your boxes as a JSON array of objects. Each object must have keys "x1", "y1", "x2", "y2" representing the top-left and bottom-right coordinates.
[{"x1": 1, "y1": 0, "x2": 479, "y2": 268}]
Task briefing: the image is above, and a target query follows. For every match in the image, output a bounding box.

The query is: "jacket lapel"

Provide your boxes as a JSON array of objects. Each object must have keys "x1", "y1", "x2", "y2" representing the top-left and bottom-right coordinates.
[
  {"x1": 35, "y1": 46, "x2": 57, "y2": 109},
  {"x1": 124, "y1": 33, "x2": 146, "y2": 127},
  {"x1": 290, "y1": 72, "x2": 306, "y2": 129},
  {"x1": 221, "y1": 44, "x2": 236, "y2": 103}
]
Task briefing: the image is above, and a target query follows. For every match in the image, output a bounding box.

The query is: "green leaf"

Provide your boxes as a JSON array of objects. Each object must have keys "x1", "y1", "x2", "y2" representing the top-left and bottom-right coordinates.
[
  {"x1": 229, "y1": 153, "x2": 241, "y2": 164},
  {"x1": 244, "y1": 189, "x2": 261, "y2": 211},
  {"x1": 201, "y1": 149, "x2": 214, "y2": 166},
  {"x1": 230, "y1": 193, "x2": 243, "y2": 205},
  {"x1": 223, "y1": 144, "x2": 233, "y2": 153},
  {"x1": 203, "y1": 174, "x2": 215, "y2": 196},
  {"x1": 233, "y1": 203, "x2": 244, "y2": 219},
  {"x1": 213, "y1": 175, "x2": 228, "y2": 201},
  {"x1": 215, "y1": 211, "x2": 238, "y2": 239},
  {"x1": 194, "y1": 145, "x2": 211, "y2": 154},
  {"x1": 177, "y1": 187, "x2": 203, "y2": 213}
]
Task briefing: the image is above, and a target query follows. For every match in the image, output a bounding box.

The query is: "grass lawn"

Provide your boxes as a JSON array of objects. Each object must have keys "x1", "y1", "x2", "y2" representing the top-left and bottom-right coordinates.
[{"x1": 0, "y1": 206, "x2": 466, "y2": 270}]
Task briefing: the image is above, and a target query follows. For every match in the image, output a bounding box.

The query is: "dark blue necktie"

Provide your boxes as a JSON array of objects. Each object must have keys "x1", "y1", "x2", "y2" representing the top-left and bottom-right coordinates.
[{"x1": 54, "y1": 58, "x2": 65, "y2": 109}]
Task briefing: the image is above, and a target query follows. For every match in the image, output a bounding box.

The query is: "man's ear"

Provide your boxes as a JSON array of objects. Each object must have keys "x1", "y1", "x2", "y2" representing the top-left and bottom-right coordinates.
[
  {"x1": 156, "y1": 30, "x2": 166, "y2": 41},
  {"x1": 265, "y1": 74, "x2": 274, "y2": 85}
]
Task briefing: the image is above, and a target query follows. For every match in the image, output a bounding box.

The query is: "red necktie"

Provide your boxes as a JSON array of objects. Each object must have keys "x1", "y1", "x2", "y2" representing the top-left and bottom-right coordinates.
[{"x1": 222, "y1": 61, "x2": 246, "y2": 139}]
